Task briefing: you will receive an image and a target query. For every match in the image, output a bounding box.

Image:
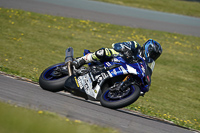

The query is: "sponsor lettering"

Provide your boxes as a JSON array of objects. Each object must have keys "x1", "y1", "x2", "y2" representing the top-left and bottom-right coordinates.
[{"x1": 74, "y1": 76, "x2": 79, "y2": 87}]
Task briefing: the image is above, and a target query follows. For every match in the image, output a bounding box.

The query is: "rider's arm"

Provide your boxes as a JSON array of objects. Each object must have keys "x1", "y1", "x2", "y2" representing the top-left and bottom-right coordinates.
[
  {"x1": 91, "y1": 48, "x2": 119, "y2": 62},
  {"x1": 112, "y1": 41, "x2": 140, "y2": 53}
]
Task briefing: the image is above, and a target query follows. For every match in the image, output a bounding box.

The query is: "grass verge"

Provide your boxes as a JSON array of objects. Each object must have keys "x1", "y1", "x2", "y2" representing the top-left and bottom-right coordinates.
[
  {"x1": 94, "y1": 0, "x2": 200, "y2": 18},
  {"x1": 0, "y1": 101, "x2": 118, "y2": 133},
  {"x1": 0, "y1": 8, "x2": 200, "y2": 131}
]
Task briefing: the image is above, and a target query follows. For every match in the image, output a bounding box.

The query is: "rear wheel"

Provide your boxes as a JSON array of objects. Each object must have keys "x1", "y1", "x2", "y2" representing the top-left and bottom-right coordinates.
[
  {"x1": 100, "y1": 82, "x2": 140, "y2": 109},
  {"x1": 39, "y1": 62, "x2": 69, "y2": 92}
]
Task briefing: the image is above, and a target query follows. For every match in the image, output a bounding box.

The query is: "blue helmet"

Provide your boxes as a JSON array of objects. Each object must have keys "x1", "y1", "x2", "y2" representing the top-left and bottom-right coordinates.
[{"x1": 143, "y1": 39, "x2": 162, "y2": 61}]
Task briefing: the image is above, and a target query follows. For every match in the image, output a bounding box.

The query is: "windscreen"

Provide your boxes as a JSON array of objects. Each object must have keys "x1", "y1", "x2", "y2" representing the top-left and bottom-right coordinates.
[{"x1": 148, "y1": 60, "x2": 155, "y2": 72}]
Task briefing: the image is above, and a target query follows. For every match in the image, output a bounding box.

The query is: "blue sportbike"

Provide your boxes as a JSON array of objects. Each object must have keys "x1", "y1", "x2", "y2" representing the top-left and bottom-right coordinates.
[{"x1": 39, "y1": 47, "x2": 155, "y2": 109}]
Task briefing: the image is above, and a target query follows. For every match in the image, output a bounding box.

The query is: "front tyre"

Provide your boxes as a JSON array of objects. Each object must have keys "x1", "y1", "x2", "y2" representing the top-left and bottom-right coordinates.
[
  {"x1": 39, "y1": 62, "x2": 69, "y2": 92},
  {"x1": 100, "y1": 84, "x2": 140, "y2": 109}
]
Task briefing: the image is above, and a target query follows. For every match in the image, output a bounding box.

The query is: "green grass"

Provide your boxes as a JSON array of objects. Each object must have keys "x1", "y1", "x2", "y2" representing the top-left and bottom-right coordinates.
[
  {"x1": 0, "y1": 8, "x2": 200, "y2": 131},
  {"x1": 94, "y1": 0, "x2": 200, "y2": 18},
  {"x1": 0, "y1": 101, "x2": 118, "y2": 133}
]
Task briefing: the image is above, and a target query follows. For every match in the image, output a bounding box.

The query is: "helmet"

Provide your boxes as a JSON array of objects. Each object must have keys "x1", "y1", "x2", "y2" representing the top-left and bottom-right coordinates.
[{"x1": 143, "y1": 39, "x2": 162, "y2": 61}]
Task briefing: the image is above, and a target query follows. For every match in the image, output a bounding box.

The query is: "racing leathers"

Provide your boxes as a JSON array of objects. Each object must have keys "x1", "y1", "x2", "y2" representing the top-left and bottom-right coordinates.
[{"x1": 72, "y1": 41, "x2": 141, "y2": 69}]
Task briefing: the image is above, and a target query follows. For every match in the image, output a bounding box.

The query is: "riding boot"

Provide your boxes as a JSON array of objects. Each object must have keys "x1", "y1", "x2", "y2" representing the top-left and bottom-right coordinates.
[
  {"x1": 72, "y1": 53, "x2": 93, "y2": 69},
  {"x1": 72, "y1": 58, "x2": 86, "y2": 69}
]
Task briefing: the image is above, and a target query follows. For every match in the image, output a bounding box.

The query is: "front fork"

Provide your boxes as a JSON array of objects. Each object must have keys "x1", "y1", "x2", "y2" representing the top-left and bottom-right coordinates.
[
  {"x1": 122, "y1": 75, "x2": 144, "y2": 96},
  {"x1": 120, "y1": 75, "x2": 133, "y2": 91},
  {"x1": 123, "y1": 75, "x2": 132, "y2": 82},
  {"x1": 109, "y1": 75, "x2": 132, "y2": 92}
]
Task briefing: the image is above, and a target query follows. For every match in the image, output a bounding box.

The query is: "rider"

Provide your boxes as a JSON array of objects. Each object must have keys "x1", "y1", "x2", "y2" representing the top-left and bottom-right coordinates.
[{"x1": 72, "y1": 39, "x2": 162, "y2": 69}]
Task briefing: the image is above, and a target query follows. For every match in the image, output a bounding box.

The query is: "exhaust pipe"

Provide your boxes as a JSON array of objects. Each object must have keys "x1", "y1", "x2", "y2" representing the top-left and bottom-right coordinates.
[{"x1": 65, "y1": 47, "x2": 74, "y2": 76}]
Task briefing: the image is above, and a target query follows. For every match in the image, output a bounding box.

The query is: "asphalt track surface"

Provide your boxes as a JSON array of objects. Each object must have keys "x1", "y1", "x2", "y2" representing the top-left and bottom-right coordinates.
[
  {"x1": 0, "y1": 74, "x2": 195, "y2": 133},
  {"x1": 0, "y1": 0, "x2": 199, "y2": 133}
]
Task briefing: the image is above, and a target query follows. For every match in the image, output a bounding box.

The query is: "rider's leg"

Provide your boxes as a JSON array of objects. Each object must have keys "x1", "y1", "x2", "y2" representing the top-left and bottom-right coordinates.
[
  {"x1": 72, "y1": 53, "x2": 94, "y2": 69},
  {"x1": 72, "y1": 48, "x2": 114, "y2": 69}
]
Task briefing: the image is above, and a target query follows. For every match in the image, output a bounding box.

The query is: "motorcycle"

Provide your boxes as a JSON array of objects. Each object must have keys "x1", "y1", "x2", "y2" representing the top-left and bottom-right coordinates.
[{"x1": 39, "y1": 47, "x2": 155, "y2": 109}]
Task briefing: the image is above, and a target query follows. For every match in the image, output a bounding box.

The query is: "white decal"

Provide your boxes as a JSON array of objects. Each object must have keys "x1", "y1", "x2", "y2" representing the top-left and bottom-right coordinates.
[
  {"x1": 112, "y1": 58, "x2": 120, "y2": 62},
  {"x1": 89, "y1": 72, "x2": 95, "y2": 81},
  {"x1": 111, "y1": 69, "x2": 117, "y2": 75},
  {"x1": 105, "y1": 62, "x2": 112, "y2": 67},
  {"x1": 107, "y1": 71, "x2": 113, "y2": 77},
  {"x1": 95, "y1": 73, "x2": 109, "y2": 83},
  {"x1": 77, "y1": 77, "x2": 83, "y2": 89},
  {"x1": 78, "y1": 74, "x2": 102, "y2": 99},
  {"x1": 141, "y1": 65, "x2": 145, "y2": 74},
  {"x1": 93, "y1": 84, "x2": 100, "y2": 98},
  {"x1": 126, "y1": 65, "x2": 137, "y2": 75},
  {"x1": 119, "y1": 66, "x2": 128, "y2": 74},
  {"x1": 120, "y1": 43, "x2": 131, "y2": 50},
  {"x1": 97, "y1": 49, "x2": 104, "y2": 56},
  {"x1": 95, "y1": 75, "x2": 103, "y2": 82},
  {"x1": 101, "y1": 73, "x2": 109, "y2": 79}
]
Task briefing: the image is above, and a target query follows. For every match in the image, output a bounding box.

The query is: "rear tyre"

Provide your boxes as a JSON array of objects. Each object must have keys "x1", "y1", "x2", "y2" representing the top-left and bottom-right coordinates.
[
  {"x1": 39, "y1": 62, "x2": 69, "y2": 92},
  {"x1": 100, "y1": 84, "x2": 140, "y2": 109}
]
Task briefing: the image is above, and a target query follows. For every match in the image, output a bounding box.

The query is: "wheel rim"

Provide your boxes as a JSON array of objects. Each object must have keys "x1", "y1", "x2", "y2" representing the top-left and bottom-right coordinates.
[
  {"x1": 103, "y1": 85, "x2": 136, "y2": 102},
  {"x1": 43, "y1": 63, "x2": 68, "y2": 80}
]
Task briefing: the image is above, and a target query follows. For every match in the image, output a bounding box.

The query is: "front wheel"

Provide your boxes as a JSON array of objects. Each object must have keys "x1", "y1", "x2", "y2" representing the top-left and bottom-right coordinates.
[
  {"x1": 39, "y1": 62, "x2": 69, "y2": 92},
  {"x1": 100, "y1": 84, "x2": 140, "y2": 109}
]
